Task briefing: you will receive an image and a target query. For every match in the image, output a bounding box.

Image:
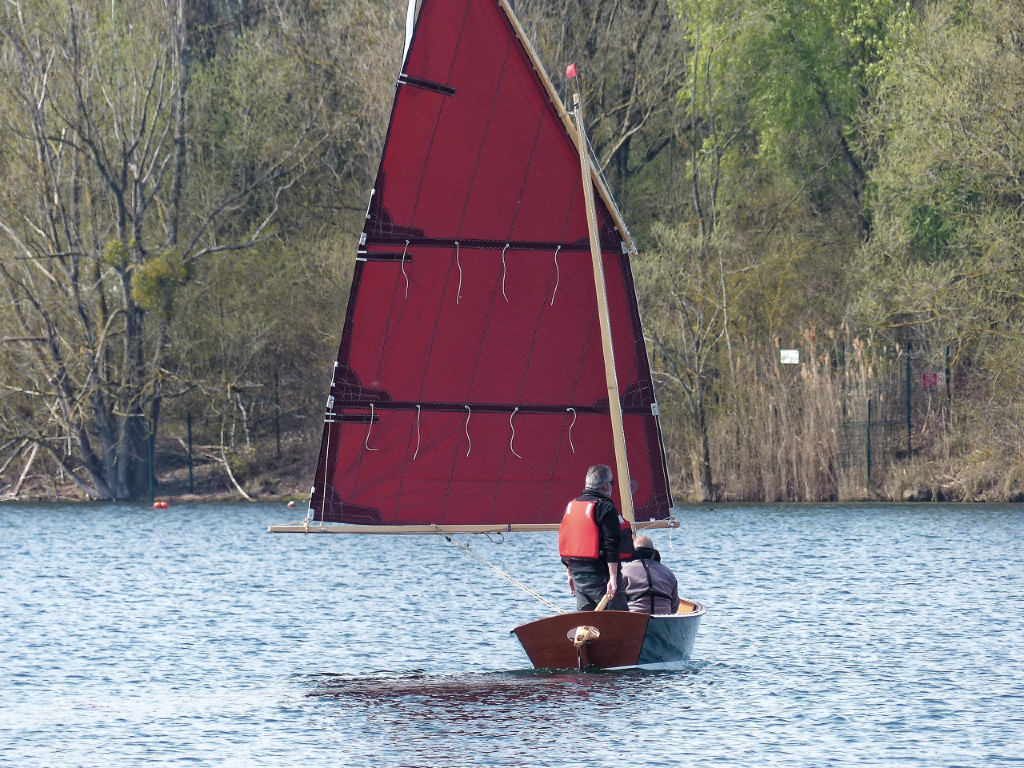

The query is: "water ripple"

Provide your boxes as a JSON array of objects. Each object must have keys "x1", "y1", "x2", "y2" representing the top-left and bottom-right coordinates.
[{"x1": 1, "y1": 502, "x2": 1022, "y2": 766}]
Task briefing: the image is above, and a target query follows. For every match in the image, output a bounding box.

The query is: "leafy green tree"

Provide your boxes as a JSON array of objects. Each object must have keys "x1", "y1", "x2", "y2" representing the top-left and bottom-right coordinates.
[
  {"x1": 857, "y1": 0, "x2": 1024, "y2": 407},
  {"x1": 731, "y1": 0, "x2": 911, "y2": 231},
  {"x1": 633, "y1": 0, "x2": 913, "y2": 499}
]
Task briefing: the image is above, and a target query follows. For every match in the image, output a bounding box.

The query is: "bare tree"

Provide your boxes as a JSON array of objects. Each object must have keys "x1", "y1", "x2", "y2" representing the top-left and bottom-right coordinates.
[
  {"x1": 0, "y1": 0, "x2": 337, "y2": 498},
  {"x1": 633, "y1": 1, "x2": 742, "y2": 501},
  {"x1": 517, "y1": 0, "x2": 688, "y2": 193}
]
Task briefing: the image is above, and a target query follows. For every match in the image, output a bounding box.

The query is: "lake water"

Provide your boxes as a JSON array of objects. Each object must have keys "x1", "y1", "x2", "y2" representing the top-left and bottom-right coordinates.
[{"x1": 1, "y1": 502, "x2": 1021, "y2": 767}]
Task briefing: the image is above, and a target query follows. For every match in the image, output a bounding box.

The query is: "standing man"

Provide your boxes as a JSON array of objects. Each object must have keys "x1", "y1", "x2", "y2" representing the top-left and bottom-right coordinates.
[{"x1": 558, "y1": 464, "x2": 634, "y2": 611}]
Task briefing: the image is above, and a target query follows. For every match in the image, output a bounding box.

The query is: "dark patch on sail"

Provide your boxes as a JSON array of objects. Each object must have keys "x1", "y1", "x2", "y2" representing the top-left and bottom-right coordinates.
[
  {"x1": 633, "y1": 497, "x2": 673, "y2": 522},
  {"x1": 365, "y1": 171, "x2": 425, "y2": 241},
  {"x1": 336, "y1": 502, "x2": 385, "y2": 525},
  {"x1": 314, "y1": 483, "x2": 384, "y2": 525},
  {"x1": 620, "y1": 379, "x2": 656, "y2": 409},
  {"x1": 598, "y1": 219, "x2": 621, "y2": 252},
  {"x1": 333, "y1": 365, "x2": 392, "y2": 403}
]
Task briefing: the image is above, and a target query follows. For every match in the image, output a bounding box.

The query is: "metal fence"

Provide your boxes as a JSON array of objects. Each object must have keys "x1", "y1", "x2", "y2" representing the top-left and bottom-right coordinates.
[{"x1": 837, "y1": 342, "x2": 951, "y2": 490}]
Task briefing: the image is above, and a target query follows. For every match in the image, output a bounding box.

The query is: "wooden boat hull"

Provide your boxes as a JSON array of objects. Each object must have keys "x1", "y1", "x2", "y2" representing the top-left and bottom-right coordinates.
[{"x1": 511, "y1": 600, "x2": 705, "y2": 671}]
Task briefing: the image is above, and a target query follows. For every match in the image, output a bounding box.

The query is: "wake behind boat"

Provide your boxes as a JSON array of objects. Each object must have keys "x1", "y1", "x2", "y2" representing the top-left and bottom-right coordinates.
[{"x1": 270, "y1": 0, "x2": 703, "y2": 671}]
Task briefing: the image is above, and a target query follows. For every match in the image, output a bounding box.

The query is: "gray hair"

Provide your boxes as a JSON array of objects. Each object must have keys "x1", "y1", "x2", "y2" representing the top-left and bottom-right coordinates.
[
  {"x1": 634, "y1": 534, "x2": 654, "y2": 548},
  {"x1": 585, "y1": 464, "x2": 613, "y2": 490}
]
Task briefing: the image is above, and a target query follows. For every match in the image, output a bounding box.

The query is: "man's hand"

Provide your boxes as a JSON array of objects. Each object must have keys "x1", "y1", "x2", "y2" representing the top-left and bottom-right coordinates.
[{"x1": 606, "y1": 562, "x2": 619, "y2": 598}]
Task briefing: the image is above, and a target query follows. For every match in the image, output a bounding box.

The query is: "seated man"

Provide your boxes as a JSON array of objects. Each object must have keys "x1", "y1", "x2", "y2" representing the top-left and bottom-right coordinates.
[{"x1": 622, "y1": 534, "x2": 680, "y2": 614}]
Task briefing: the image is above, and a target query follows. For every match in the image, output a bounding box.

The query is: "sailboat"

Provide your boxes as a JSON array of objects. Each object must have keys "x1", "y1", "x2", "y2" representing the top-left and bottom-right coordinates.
[{"x1": 270, "y1": 0, "x2": 704, "y2": 671}]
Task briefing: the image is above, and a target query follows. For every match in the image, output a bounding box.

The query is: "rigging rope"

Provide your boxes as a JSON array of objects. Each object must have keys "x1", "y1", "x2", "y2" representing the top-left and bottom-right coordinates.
[
  {"x1": 439, "y1": 533, "x2": 566, "y2": 614},
  {"x1": 580, "y1": 126, "x2": 635, "y2": 252},
  {"x1": 464, "y1": 404, "x2": 472, "y2": 457},
  {"x1": 365, "y1": 188, "x2": 376, "y2": 220},
  {"x1": 320, "y1": 395, "x2": 334, "y2": 522}
]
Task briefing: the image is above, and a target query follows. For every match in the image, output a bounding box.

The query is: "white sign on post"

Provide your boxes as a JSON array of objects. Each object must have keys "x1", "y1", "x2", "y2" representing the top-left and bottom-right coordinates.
[{"x1": 780, "y1": 349, "x2": 800, "y2": 365}]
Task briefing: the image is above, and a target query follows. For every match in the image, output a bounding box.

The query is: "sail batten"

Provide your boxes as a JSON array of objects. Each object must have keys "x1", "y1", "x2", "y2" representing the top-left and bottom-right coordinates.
[
  {"x1": 325, "y1": 402, "x2": 660, "y2": 415},
  {"x1": 306, "y1": 0, "x2": 672, "y2": 531},
  {"x1": 269, "y1": 519, "x2": 680, "y2": 535},
  {"x1": 363, "y1": 237, "x2": 601, "y2": 252}
]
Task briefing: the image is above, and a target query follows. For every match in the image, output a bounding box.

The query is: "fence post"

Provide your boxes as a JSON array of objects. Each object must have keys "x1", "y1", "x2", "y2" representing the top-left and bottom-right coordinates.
[
  {"x1": 275, "y1": 371, "x2": 281, "y2": 458},
  {"x1": 866, "y1": 398, "x2": 872, "y2": 489},
  {"x1": 944, "y1": 345, "x2": 951, "y2": 434},
  {"x1": 187, "y1": 411, "x2": 195, "y2": 494},
  {"x1": 905, "y1": 341, "x2": 912, "y2": 457},
  {"x1": 149, "y1": 427, "x2": 155, "y2": 502}
]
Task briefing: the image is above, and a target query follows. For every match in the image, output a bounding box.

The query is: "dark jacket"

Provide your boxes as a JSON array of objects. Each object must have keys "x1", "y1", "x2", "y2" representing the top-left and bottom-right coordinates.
[{"x1": 622, "y1": 546, "x2": 680, "y2": 614}]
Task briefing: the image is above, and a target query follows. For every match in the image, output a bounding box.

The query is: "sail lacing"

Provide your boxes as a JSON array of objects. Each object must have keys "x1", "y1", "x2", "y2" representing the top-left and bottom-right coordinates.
[
  {"x1": 455, "y1": 241, "x2": 462, "y2": 304},
  {"x1": 413, "y1": 404, "x2": 422, "y2": 460},
  {"x1": 566, "y1": 407, "x2": 577, "y2": 453},
  {"x1": 401, "y1": 240, "x2": 410, "y2": 298},
  {"x1": 440, "y1": 533, "x2": 566, "y2": 614},
  {"x1": 463, "y1": 405, "x2": 472, "y2": 456},
  {"x1": 365, "y1": 403, "x2": 380, "y2": 451},
  {"x1": 509, "y1": 407, "x2": 522, "y2": 459},
  {"x1": 550, "y1": 245, "x2": 561, "y2": 305},
  {"x1": 501, "y1": 243, "x2": 510, "y2": 301}
]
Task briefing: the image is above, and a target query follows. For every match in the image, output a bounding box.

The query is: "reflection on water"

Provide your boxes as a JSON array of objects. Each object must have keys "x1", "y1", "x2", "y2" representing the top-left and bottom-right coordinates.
[
  {"x1": 309, "y1": 667, "x2": 705, "y2": 704},
  {"x1": 312, "y1": 670, "x2": 590, "y2": 700},
  {"x1": 307, "y1": 670, "x2": 702, "y2": 767},
  {"x1": 0, "y1": 503, "x2": 1022, "y2": 767}
]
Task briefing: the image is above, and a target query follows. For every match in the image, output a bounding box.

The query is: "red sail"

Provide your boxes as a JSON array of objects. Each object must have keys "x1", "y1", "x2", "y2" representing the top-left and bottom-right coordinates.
[{"x1": 310, "y1": 0, "x2": 671, "y2": 528}]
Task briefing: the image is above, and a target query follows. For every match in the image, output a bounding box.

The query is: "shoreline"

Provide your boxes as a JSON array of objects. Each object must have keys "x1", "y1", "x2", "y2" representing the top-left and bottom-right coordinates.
[{"x1": 3, "y1": 487, "x2": 1022, "y2": 505}]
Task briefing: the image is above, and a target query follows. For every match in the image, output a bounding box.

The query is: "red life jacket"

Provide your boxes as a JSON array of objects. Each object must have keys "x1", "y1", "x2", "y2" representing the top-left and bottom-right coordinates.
[
  {"x1": 559, "y1": 498, "x2": 634, "y2": 561},
  {"x1": 559, "y1": 500, "x2": 600, "y2": 559}
]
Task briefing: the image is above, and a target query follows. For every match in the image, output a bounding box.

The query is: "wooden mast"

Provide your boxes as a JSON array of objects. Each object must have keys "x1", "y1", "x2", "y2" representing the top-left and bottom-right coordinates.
[{"x1": 571, "y1": 86, "x2": 635, "y2": 530}]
